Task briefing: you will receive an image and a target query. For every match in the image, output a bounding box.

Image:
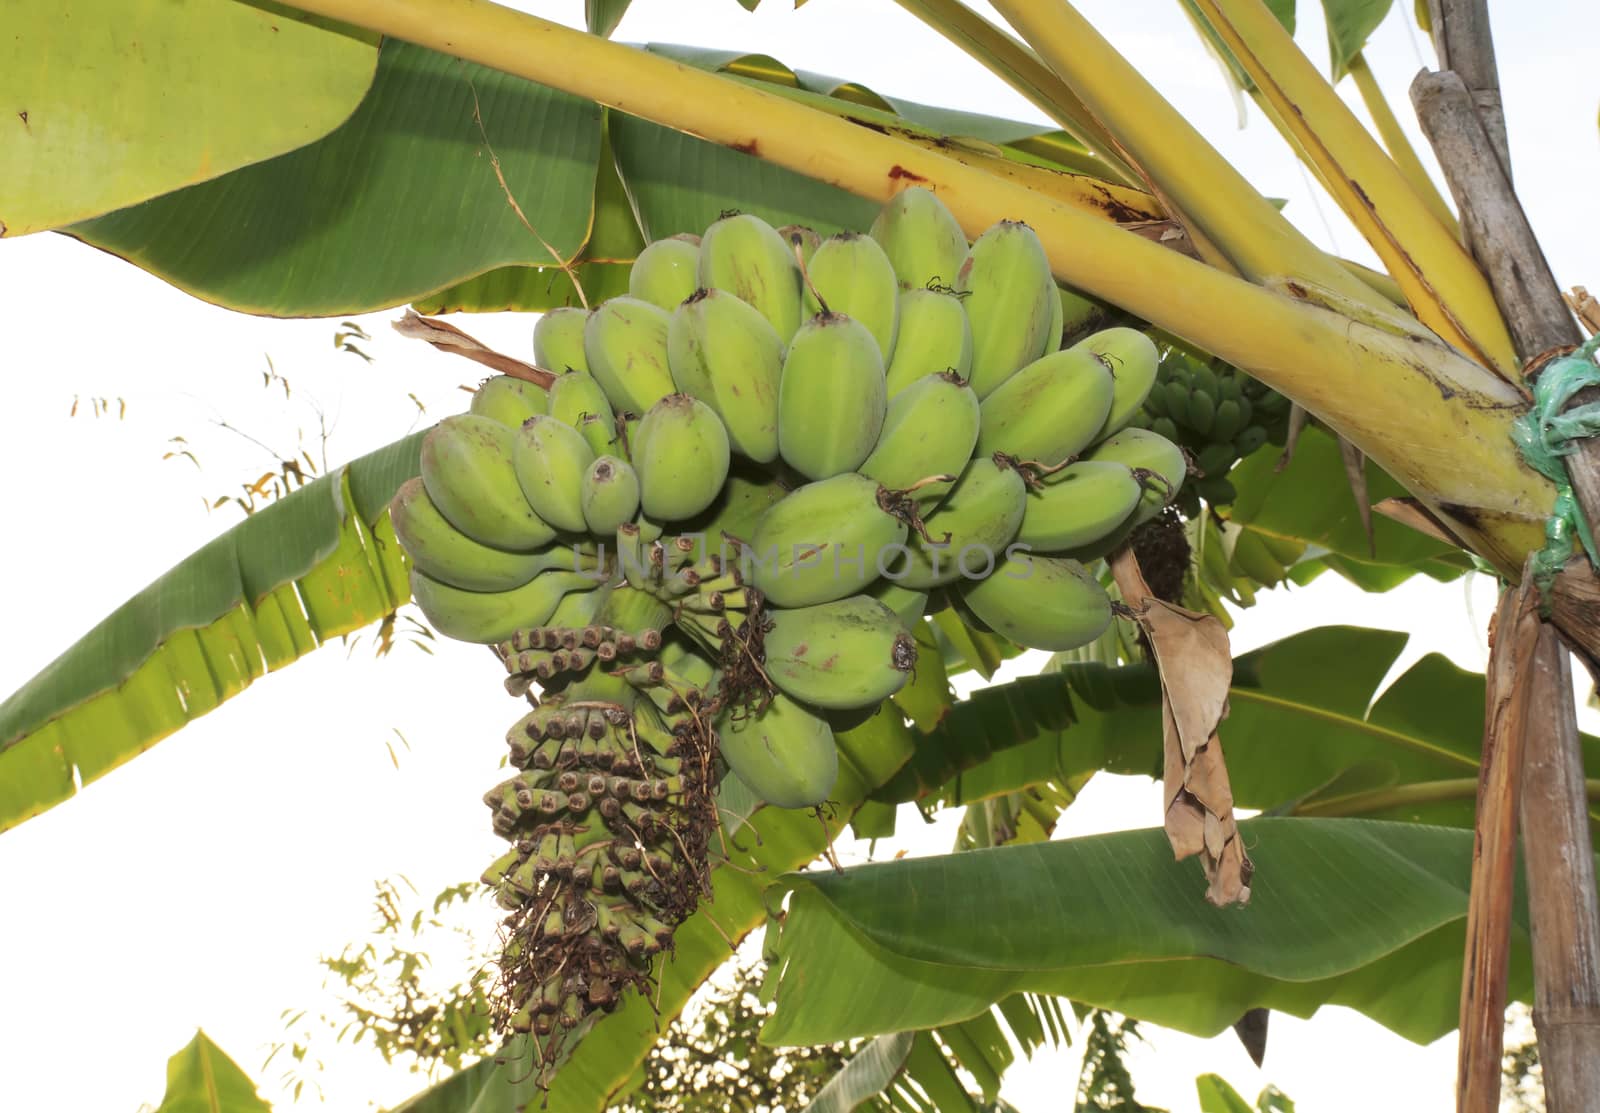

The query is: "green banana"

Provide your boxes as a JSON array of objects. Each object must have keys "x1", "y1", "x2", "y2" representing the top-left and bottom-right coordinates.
[
  {"x1": 884, "y1": 288, "x2": 973, "y2": 398},
  {"x1": 470, "y1": 375, "x2": 547, "y2": 429},
  {"x1": 513, "y1": 415, "x2": 596, "y2": 534},
  {"x1": 676, "y1": 465, "x2": 789, "y2": 556},
  {"x1": 534, "y1": 306, "x2": 590, "y2": 374},
  {"x1": 976, "y1": 347, "x2": 1115, "y2": 467},
  {"x1": 748, "y1": 472, "x2": 909, "y2": 607},
  {"x1": 583, "y1": 296, "x2": 677, "y2": 416},
  {"x1": 632, "y1": 394, "x2": 731, "y2": 522},
  {"x1": 1086, "y1": 427, "x2": 1189, "y2": 525},
  {"x1": 867, "y1": 580, "x2": 929, "y2": 630},
  {"x1": 1058, "y1": 285, "x2": 1115, "y2": 348},
  {"x1": 390, "y1": 477, "x2": 551, "y2": 592},
  {"x1": 957, "y1": 553, "x2": 1112, "y2": 651},
  {"x1": 1210, "y1": 398, "x2": 1245, "y2": 444},
  {"x1": 1015, "y1": 460, "x2": 1142, "y2": 552},
  {"x1": 716, "y1": 691, "x2": 838, "y2": 809},
  {"x1": 891, "y1": 454, "x2": 1026, "y2": 589},
  {"x1": 1194, "y1": 442, "x2": 1236, "y2": 477},
  {"x1": 627, "y1": 235, "x2": 700, "y2": 311},
  {"x1": 1234, "y1": 425, "x2": 1268, "y2": 456},
  {"x1": 1189, "y1": 389, "x2": 1216, "y2": 436},
  {"x1": 955, "y1": 221, "x2": 1057, "y2": 398},
  {"x1": 411, "y1": 567, "x2": 602, "y2": 645},
  {"x1": 581, "y1": 455, "x2": 641, "y2": 536},
  {"x1": 777, "y1": 312, "x2": 887, "y2": 480},
  {"x1": 545, "y1": 370, "x2": 618, "y2": 460},
  {"x1": 868, "y1": 186, "x2": 968, "y2": 290},
  {"x1": 698, "y1": 212, "x2": 804, "y2": 342},
  {"x1": 1071, "y1": 327, "x2": 1159, "y2": 440},
  {"x1": 667, "y1": 288, "x2": 783, "y2": 463},
  {"x1": 762, "y1": 595, "x2": 916, "y2": 710},
  {"x1": 801, "y1": 232, "x2": 900, "y2": 360},
  {"x1": 421, "y1": 415, "x2": 556, "y2": 552},
  {"x1": 858, "y1": 370, "x2": 979, "y2": 507}
]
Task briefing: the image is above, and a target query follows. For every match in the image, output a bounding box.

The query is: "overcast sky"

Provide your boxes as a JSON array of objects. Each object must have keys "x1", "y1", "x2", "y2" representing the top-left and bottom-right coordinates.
[{"x1": 1, "y1": 1, "x2": 1597, "y2": 1111}]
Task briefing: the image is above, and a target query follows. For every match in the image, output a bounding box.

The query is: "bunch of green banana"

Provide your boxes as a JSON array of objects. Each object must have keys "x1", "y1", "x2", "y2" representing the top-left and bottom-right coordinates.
[
  {"x1": 1129, "y1": 345, "x2": 1290, "y2": 510},
  {"x1": 382, "y1": 192, "x2": 1224, "y2": 1070}
]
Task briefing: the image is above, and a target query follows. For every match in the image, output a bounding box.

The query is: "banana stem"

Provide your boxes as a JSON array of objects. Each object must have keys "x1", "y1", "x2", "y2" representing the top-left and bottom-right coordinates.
[
  {"x1": 986, "y1": 0, "x2": 1398, "y2": 318},
  {"x1": 887, "y1": 0, "x2": 1140, "y2": 188},
  {"x1": 1346, "y1": 51, "x2": 1461, "y2": 238},
  {"x1": 276, "y1": 0, "x2": 1548, "y2": 573},
  {"x1": 1185, "y1": 0, "x2": 1517, "y2": 376}
]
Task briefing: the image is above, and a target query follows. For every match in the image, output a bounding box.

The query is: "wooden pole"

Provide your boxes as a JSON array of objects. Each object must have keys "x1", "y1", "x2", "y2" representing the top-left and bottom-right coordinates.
[{"x1": 1412, "y1": 7, "x2": 1600, "y2": 1106}]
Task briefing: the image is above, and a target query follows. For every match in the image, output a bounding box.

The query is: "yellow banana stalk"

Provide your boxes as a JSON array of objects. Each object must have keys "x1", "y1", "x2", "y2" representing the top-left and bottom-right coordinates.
[
  {"x1": 280, "y1": 0, "x2": 1547, "y2": 573},
  {"x1": 986, "y1": 0, "x2": 1401, "y2": 320},
  {"x1": 888, "y1": 0, "x2": 1140, "y2": 187},
  {"x1": 1186, "y1": 0, "x2": 1517, "y2": 376},
  {"x1": 1346, "y1": 52, "x2": 1460, "y2": 238}
]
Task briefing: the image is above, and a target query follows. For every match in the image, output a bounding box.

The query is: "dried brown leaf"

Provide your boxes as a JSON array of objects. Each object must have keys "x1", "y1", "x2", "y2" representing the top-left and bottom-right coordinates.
[{"x1": 392, "y1": 309, "x2": 555, "y2": 387}]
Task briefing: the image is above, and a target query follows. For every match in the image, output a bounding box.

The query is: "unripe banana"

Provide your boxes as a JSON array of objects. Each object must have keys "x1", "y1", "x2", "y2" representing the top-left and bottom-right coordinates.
[
  {"x1": 884, "y1": 288, "x2": 973, "y2": 398},
  {"x1": 778, "y1": 224, "x2": 821, "y2": 266},
  {"x1": 633, "y1": 394, "x2": 731, "y2": 521},
  {"x1": 534, "y1": 307, "x2": 590, "y2": 374},
  {"x1": 698, "y1": 212, "x2": 804, "y2": 341},
  {"x1": 1210, "y1": 399, "x2": 1245, "y2": 444},
  {"x1": 1071, "y1": 327, "x2": 1159, "y2": 440},
  {"x1": 1044, "y1": 280, "x2": 1065, "y2": 354},
  {"x1": 627, "y1": 235, "x2": 700, "y2": 311},
  {"x1": 1194, "y1": 442, "x2": 1236, "y2": 477},
  {"x1": 762, "y1": 595, "x2": 916, "y2": 710},
  {"x1": 869, "y1": 186, "x2": 968, "y2": 290},
  {"x1": 859, "y1": 370, "x2": 979, "y2": 508},
  {"x1": 890, "y1": 455, "x2": 1027, "y2": 589},
  {"x1": 1189, "y1": 389, "x2": 1216, "y2": 436},
  {"x1": 581, "y1": 455, "x2": 641, "y2": 536},
  {"x1": 470, "y1": 375, "x2": 547, "y2": 429},
  {"x1": 867, "y1": 580, "x2": 929, "y2": 630},
  {"x1": 667, "y1": 288, "x2": 783, "y2": 463},
  {"x1": 583, "y1": 296, "x2": 676, "y2": 416},
  {"x1": 421, "y1": 415, "x2": 557, "y2": 552},
  {"x1": 958, "y1": 554, "x2": 1112, "y2": 651},
  {"x1": 955, "y1": 221, "x2": 1057, "y2": 398},
  {"x1": 716, "y1": 691, "x2": 838, "y2": 809},
  {"x1": 1015, "y1": 461, "x2": 1142, "y2": 552},
  {"x1": 411, "y1": 567, "x2": 602, "y2": 645},
  {"x1": 1058, "y1": 285, "x2": 1115, "y2": 348},
  {"x1": 1086, "y1": 427, "x2": 1189, "y2": 525},
  {"x1": 976, "y1": 348, "x2": 1115, "y2": 467},
  {"x1": 748, "y1": 473, "x2": 909, "y2": 607},
  {"x1": 391, "y1": 478, "x2": 554, "y2": 592},
  {"x1": 1234, "y1": 425, "x2": 1268, "y2": 456},
  {"x1": 513, "y1": 415, "x2": 596, "y2": 534},
  {"x1": 777, "y1": 312, "x2": 887, "y2": 480},
  {"x1": 802, "y1": 233, "x2": 900, "y2": 360},
  {"x1": 546, "y1": 370, "x2": 619, "y2": 459}
]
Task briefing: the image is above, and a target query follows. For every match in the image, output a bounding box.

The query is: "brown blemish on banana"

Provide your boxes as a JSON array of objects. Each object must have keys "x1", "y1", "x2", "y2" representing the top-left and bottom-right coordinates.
[{"x1": 888, "y1": 165, "x2": 928, "y2": 184}]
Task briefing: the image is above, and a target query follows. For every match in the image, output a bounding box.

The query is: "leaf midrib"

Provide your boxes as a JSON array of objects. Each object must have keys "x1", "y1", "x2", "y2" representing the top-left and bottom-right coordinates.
[{"x1": 1228, "y1": 687, "x2": 1479, "y2": 771}]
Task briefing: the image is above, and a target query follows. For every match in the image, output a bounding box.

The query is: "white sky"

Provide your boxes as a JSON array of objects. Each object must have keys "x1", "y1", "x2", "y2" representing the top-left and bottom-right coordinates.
[{"x1": 1, "y1": 1, "x2": 1597, "y2": 1111}]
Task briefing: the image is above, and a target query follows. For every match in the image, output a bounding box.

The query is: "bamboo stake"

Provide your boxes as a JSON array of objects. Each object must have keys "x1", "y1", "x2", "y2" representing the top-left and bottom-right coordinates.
[
  {"x1": 1457, "y1": 576, "x2": 1539, "y2": 1113},
  {"x1": 1410, "y1": 6, "x2": 1600, "y2": 1105}
]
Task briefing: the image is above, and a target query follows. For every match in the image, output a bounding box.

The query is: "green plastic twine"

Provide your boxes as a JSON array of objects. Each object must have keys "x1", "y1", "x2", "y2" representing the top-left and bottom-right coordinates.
[{"x1": 1510, "y1": 334, "x2": 1600, "y2": 600}]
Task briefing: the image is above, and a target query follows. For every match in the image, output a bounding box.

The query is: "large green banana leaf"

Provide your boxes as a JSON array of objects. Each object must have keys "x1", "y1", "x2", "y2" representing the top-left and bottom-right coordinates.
[
  {"x1": 2, "y1": 0, "x2": 378, "y2": 236},
  {"x1": 386, "y1": 709, "x2": 914, "y2": 1113},
  {"x1": 150, "y1": 1031, "x2": 272, "y2": 1113},
  {"x1": 760, "y1": 818, "x2": 1569, "y2": 1047},
  {"x1": 59, "y1": 35, "x2": 1098, "y2": 317},
  {"x1": 0, "y1": 432, "x2": 424, "y2": 833},
  {"x1": 876, "y1": 624, "x2": 1600, "y2": 829}
]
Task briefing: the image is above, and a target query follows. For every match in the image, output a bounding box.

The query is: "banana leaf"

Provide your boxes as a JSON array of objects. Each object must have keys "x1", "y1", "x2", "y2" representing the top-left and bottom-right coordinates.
[
  {"x1": 3, "y1": 0, "x2": 378, "y2": 236},
  {"x1": 151, "y1": 1030, "x2": 271, "y2": 1113},
  {"x1": 876, "y1": 624, "x2": 1600, "y2": 830},
  {"x1": 760, "y1": 817, "x2": 1574, "y2": 1047},
  {"x1": 0, "y1": 431, "x2": 424, "y2": 833},
  {"x1": 56, "y1": 35, "x2": 1102, "y2": 317}
]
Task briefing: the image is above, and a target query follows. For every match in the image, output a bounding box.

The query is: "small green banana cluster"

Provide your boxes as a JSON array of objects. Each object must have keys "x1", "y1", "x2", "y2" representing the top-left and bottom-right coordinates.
[
  {"x1": 1128, "y1": 345, "x2": 1291, "y2": 510},
  {"x1": 386, "y1": 187, "x2": 1199, "y2": 1068}
]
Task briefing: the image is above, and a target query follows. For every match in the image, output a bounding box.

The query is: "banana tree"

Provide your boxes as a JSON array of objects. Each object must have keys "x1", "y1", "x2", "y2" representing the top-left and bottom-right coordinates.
[{"x1": 4, "y1": 0, "x2": 1598, "y2": 1109}]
